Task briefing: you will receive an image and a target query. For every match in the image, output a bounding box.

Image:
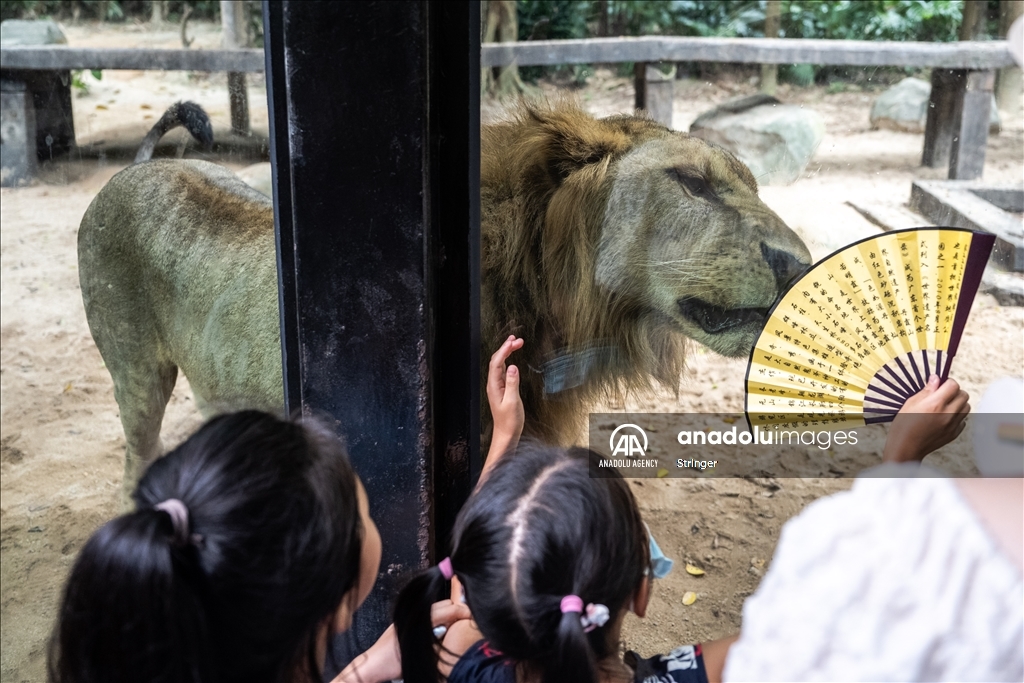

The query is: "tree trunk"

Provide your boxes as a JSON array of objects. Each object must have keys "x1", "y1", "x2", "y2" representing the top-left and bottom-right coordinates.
[
  {"x1": 596, "y1": 0, "x2": 608, "y2": 37},
  {"x1": 996, "y1": 0, "x2": 1023, "y2": 117},
  {"x1": 761, "y1": 0, "x2": 781, "y2": 95},
  {"x1": 481, "y1": 0, "x2": 497, "y2": 94},
  {"x1": 482, "y1": 0, "x2": 527, "y2": 98},
  {"x1": 960, "y1": 0, "x2": 987, "y2": 40},
  {"x1": 151, "y1": 0, "x2": 165, "y2": 24}
]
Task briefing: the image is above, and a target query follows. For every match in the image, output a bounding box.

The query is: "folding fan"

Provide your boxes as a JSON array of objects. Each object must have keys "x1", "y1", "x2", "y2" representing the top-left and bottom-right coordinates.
[{"x1": 745, "y1": 228, "x2": 995, "y2": 430}]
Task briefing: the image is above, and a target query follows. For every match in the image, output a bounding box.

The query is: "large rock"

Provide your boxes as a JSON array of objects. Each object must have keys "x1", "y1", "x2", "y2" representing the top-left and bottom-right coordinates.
[
  {"x1": 689, "y1": 94, "x2": 825, "y2": 186},
  {"x1": 870, "y1": 76, "x2": 1000, "y2": 134},
  {"x1": 0, "y1": 19, "x2": 67, "y2": 46}
]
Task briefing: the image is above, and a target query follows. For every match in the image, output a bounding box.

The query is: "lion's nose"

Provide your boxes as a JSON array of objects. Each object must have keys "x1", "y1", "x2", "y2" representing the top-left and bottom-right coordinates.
[{"x1": 760, "y1": 242, "x2": 809, "y2": 293}]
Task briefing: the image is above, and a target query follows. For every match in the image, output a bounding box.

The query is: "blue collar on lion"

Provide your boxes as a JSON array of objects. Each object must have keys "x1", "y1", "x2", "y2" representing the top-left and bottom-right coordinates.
[
  {"x1": 645, "y1": 523, "x2": 674, "y2": 579},
  {"x1": 541, "y1": 343, "x2": 621, "y2": 394}
]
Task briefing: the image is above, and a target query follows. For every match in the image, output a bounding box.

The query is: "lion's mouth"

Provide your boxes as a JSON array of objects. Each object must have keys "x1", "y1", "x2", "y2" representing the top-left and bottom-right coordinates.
[{"x1": 677, "y1": 297, "x2": 768, "y2": 335}]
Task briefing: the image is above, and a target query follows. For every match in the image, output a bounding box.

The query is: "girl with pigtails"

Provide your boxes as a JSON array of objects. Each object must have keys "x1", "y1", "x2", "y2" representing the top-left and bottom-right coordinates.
[
  {"x1": 387, "y1": 444, "x2": 734, "y2": 683},
  {"x1": 357, "y1": 337, "x2": 733, "y2": 683}
]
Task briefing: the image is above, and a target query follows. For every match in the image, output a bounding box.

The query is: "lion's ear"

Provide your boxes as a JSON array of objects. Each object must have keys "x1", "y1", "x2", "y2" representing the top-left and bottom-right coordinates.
[{"x1": 529, "y1": 106, "x2": 630, "y2": 184}]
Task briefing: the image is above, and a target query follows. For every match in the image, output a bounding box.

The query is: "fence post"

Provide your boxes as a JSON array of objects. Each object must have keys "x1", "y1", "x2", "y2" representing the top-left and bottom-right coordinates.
[
  {"x1": 761, "y1": 0, "x2": 781, "y2": 95},
  {"x1": 645, "y1": 63, "x2": 675, "y2": 128},
  {"x1": 635, "y1": 62, "x2": 674, "y2": 128},
  {"x1": 949, "y1": 69, "x2": 994, "y2": 179},
  {"x1": 634, "y1": 61, "x2": 647, "y2": 110},
  {"x1": 220, "y1": 0, "x2": 249, "y2": 136},
  {"x1": 996, "y1": 0, "x2": 1023, "y2": 118},
  {"x1": 922, "y1": 68, "x2": 964, "y2": 169}
]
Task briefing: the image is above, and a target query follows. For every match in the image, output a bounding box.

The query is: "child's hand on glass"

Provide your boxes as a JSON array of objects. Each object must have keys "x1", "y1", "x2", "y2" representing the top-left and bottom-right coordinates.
[{"x1": 484, "y1": 336, "x2": 524, "y2": 478}]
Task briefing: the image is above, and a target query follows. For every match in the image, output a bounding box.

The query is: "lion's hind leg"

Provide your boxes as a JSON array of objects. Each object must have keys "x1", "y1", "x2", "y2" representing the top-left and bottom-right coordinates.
[{"x1": 109, "y1": 361, "x2": 178, "y2": 508}]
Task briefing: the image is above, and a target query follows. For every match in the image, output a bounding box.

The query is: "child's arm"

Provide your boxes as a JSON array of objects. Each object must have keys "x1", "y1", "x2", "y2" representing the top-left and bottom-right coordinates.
[
  {"x1": 332, "y1": 600, "x2": 471, "y2": 683},
  {"x1": 883, "y1": 374, "x2": 970, "y2": 464},
  {"x1": 701, "y1": 634, "x2": 740, "y2": 683},
  {"x1": 448, "y1": 337, "x2": 524, "y2": 607},
  {"x1": 481, "y1": 336, "x2": 524, "y2": 486}
]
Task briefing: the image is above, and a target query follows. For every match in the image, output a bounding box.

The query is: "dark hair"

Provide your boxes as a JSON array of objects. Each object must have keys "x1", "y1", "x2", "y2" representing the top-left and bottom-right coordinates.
[
  {"x1": 48, "y1": 410, "x2": 364, "y2": 683},
  {"x1": 394, "y1": 443, "x2": 649, "y2": 683}
]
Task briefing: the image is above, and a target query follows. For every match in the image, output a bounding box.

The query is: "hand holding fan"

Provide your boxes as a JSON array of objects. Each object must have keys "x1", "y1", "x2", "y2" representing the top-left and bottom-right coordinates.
[{"x1": 745, "y1": 228, "x2": 995, "y2": 429}]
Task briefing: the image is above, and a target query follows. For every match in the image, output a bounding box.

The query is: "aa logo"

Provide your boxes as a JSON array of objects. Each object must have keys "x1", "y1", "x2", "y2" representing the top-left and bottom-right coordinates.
[{"x1": 609, "y1": 424, "x2": 648, "y2": 458}]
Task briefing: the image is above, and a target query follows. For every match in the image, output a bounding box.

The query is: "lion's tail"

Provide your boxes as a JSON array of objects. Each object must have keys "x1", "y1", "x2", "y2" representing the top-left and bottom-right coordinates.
[{"x1": 134, "y1": 101, "x2": 214, "y2": 163}]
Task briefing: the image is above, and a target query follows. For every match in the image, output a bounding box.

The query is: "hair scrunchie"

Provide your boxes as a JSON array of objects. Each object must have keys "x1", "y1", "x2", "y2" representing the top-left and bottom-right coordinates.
[
  {"x1": 560, "y1": 595, "x2": 610, "y2": 633},
  {"x1": 438, "y1": 556, "x2": 454, "y2": 580},
  {"x1": 154, "y1": 498, "x2": 202, "y2": 547}
]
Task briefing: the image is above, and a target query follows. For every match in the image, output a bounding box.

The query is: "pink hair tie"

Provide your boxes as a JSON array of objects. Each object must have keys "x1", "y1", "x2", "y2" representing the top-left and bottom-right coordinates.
[
  {"x1": 438, "y1": 557, "x2": 454, "y2": 580},
  {"x1": 560, "y1": 595, "x2": 610, "y2": 632},
  {"x1": 154, "y1": 498, "x2": 202, "y2": 547},
  {"x1": 560, "y1": 595, "x2": 584, "y2": 614}
]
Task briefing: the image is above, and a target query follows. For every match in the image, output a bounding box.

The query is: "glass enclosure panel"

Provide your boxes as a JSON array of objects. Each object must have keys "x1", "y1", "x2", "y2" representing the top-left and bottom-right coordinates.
[
  {"x1": 2, "y1": 6, "x2": 271, "y2": 677},
  {"x1": 476, "y1": 0, "x2": 1022, "y2": 662}
]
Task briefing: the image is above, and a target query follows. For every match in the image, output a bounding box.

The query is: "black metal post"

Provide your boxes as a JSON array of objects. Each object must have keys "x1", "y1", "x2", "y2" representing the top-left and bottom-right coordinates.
[{"x1": 263, "y1": 0, "x2": 480, "y2": 670}]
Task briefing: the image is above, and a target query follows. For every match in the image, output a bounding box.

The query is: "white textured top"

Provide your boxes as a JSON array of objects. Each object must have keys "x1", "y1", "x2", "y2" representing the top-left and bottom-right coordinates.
[{"x1": 724, "y1": 466, "x2": 1023, "y2": 682}]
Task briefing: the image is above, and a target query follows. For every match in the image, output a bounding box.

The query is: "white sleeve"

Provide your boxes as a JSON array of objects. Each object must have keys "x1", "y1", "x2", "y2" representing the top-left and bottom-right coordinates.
[{"x1": 723, "y1": 466, "x2": 1024, "y2": 682}]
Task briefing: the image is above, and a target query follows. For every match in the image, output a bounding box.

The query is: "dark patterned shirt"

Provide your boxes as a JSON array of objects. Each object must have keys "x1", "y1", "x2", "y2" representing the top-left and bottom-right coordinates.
[{"x1": 447, "y1": 641, "x2": 709, "y2": 683}]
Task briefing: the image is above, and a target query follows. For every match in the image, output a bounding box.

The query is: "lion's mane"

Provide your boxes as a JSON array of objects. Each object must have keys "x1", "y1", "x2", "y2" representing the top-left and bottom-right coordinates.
[{"x1": 481, "y1": 101, "x2": 690, "y2": 444}]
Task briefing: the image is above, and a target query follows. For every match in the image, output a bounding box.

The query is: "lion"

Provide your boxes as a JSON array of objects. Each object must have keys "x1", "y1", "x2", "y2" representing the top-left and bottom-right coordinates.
[
  {"x1": 479, "y1": 102, "x2": 810, "y2": 444},
  {"x1": 78, "y1": 100, "x2": 809, "y2": 494}
]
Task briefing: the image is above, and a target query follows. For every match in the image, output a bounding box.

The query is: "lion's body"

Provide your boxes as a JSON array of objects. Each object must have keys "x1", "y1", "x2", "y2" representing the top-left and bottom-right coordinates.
[
  {"x1": 79, "y1": 101, "x2": 809, "y2": 490},
  {"x1": 78, "y1": 160, "x2": 282, "y2": 487}
]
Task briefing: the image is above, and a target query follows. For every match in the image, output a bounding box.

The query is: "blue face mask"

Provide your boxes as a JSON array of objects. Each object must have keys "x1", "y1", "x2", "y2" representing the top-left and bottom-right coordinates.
[{"x1": 645, "y1": 523, "x2": 674, "y2": 579}]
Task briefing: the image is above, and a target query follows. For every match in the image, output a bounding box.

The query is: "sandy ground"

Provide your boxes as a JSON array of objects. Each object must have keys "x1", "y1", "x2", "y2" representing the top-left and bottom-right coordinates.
[{"x1": 2, "y1": 21, "x2": 1023, "y2": 682}]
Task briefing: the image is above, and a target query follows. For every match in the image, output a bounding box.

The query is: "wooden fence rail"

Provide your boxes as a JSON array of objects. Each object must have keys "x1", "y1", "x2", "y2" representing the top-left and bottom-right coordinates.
[
  {"x1": 480, "y1": 36, "x2": 1015, "y2": 69},
  {"x1": 1, "y1": 37, "x2": 1014, "y2": 183},
  {"x1": 1, "y1": 38, "x2": 1014, "y2": 72},
  {"x1": 0, "y1": 46, "x2": 264, "y2": 71}
]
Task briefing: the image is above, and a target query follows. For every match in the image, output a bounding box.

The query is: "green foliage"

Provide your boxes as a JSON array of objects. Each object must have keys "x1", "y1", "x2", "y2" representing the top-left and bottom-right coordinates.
[
  {"x1": 518, "y1": 0, "x2": 590, "y2": 40},
  {"x1": 779, "y1": 1, "x2": 964, "y2": 42},
  {"x1": 1, "y1": 1, "x2": 262, "y2": 45},
  {"x1": 69, "y1": 68, "x2": 100, "y2": 94},
  {"x1": 514, "y1": 1, "x2": 968, "y2": 41},
  {"x1": 70, "y1": 69, "x2": 87, "y2": 92},
  {"x1": 780, "y1": 62, "x2": 815, "y2": 85},
  {"x1": 0, "y1": 0, "x2": 225, "y2": 22},
  {"x1": 1, "y1": 0, "x2": 62, "y2": 21},
  {"x1": 511, "y1": 1, "x2": 970, "y2": 85},
  {"x1": 667, "y1": 1, "x2": 768, "y2": 38}
]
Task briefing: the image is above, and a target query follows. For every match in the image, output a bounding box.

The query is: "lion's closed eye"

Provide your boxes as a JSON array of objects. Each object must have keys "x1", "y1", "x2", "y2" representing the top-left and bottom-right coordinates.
[{"x1": 666, "y1": 168, "x2": 717, "y2": 201}]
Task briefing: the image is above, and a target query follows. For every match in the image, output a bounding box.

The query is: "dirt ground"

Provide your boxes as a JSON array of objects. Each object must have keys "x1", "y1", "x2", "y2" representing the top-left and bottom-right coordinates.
[{"x1": 2, "y1": 21, "x2": 1022, "y2": 682}]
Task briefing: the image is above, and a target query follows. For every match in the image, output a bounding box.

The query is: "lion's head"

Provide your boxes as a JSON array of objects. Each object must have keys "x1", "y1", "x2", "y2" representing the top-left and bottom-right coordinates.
[
  {"x1": 481, "y1": 101, "x2": 811, "y2": 441},
  {"x1": 591, "y1": 120, "x2": 811, "y2": 357}
]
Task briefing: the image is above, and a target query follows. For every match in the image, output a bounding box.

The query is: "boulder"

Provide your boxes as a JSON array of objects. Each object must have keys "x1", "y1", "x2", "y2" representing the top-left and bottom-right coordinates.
[
  {"x1": 0, "y1": 19, "x2": 67, "y2": 46},
  {"x1": 689, "y1": 94, "x2": 825, "y2": 186},
  {"x1": 870, "y1": 76, "x2": 1000, "y2": 134}
]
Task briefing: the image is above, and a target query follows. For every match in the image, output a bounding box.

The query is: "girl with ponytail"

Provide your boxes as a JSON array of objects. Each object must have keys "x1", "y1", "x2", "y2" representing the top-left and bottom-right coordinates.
[{"x1": 47, "y1": 410, "x2": 469, "y2": 683}]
